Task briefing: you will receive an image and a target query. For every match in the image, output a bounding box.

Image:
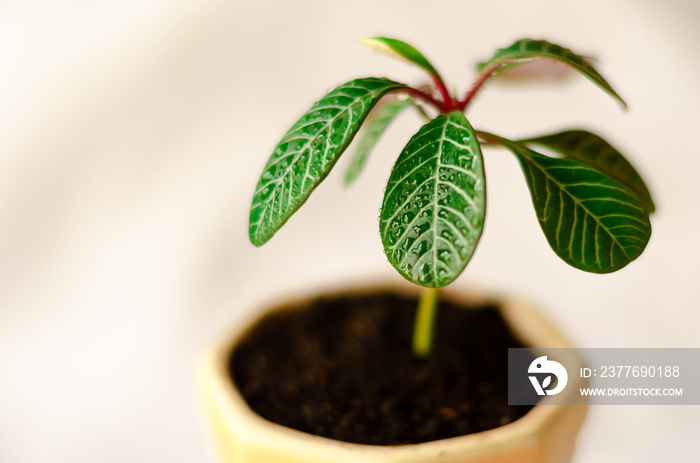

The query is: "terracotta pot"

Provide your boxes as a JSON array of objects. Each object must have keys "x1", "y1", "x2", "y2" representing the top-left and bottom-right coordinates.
[{"x1": 199, "y1": 282, "x2": 587, "y2": 463}]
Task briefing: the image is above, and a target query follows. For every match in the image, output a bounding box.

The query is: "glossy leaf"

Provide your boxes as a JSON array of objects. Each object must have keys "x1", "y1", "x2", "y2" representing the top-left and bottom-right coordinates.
[
  {"x1": 478, "y1": 58, "x2": 586, "y2": 82},
  {"x1": 521, "y1": 130, "x2": 655, "y2": 213},
  {"x1": 380, "y1": 112, "x2": 485, "y2": 287},
  {"x1": 480, "y1": 132, "x2": 651, "y2": 273},
  {"x1": 344, "y1": 96, "x2": 414, "y2": 186},
  {"x1": 359, "y1": 37, "x2": 439, "y2": 77},
  {"x1": 249, "y1": 78, "x2": 409, "y2": 246},
  {"x1": 478, "y1": 39, "x2": 626, "y2": 107}
]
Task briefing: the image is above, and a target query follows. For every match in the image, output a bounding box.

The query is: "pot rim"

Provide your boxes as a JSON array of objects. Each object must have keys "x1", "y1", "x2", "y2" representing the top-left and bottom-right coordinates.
[{"x1": 199, "y1": 280, "x2": 587, "y2": 462}]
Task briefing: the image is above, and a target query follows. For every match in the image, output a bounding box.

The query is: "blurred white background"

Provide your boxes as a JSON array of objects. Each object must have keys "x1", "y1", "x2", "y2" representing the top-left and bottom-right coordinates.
[{"x1": 0, "y1": 0, "x2": 698, "y2": 461}]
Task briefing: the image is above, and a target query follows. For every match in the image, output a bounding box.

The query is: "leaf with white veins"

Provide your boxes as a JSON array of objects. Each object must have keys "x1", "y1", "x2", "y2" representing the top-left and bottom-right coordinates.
[
  {"x1": 344, "y1": 96, "x2": 414, "y2": 186},
  {"x1": 380, "y1": 112, "x2": 485, "y2": 287},
  {"x1": 249, "y1": 78, "x2": 409, "y2": 246},
  {"x1": 481, "y1": 131, "x2": 651, "y2": 273},
  {"x1": 521, "y1": 130, "x2": 655, "y2": 213}
]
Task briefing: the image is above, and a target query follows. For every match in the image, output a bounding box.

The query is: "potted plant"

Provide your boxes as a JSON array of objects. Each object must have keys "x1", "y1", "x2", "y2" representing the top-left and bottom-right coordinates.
[{"x1": 199, "y1": 37, "x2": 654, "y2": 462}]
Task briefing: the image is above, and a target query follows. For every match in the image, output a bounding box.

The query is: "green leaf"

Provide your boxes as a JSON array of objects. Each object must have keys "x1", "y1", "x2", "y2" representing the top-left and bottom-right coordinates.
[
  {"x1": 521, "y1": 130, "x2": 655, "y2": 213},
  {"x1": 380, "y1": 112, "x2": 485, "y2": 287},
  {"x1": 359, "y1": 37, "x2": 439, "y2": 77},
  {"x1": 249, "y1": 78, "x2": 409, "y2": 246},
  {"x1": 480, "y1": 132, "x2": 651, "y2": 273},
  {"x1": 344, "y1": 96, "x2": 414, "y2": 186},
  {"x1": 478, "y1": 39, "x2": 627, "y2": 107}
]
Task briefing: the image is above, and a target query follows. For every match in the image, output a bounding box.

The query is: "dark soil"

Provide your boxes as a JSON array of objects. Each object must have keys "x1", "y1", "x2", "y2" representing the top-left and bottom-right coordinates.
[{"x1": 230, "y1": 290, "x2": 535, "y2": 445}]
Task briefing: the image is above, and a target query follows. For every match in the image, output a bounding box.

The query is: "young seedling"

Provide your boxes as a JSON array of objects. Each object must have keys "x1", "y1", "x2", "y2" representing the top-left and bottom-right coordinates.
[{"x1": 249, "y1": 37, "x2": 655, "y2": 357}]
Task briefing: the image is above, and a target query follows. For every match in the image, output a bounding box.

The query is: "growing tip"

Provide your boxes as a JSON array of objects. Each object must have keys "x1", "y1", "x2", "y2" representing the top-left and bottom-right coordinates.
[
  {"x1": 357, "y1": 37, "x2": 401, "y2": 59},
  {"x1": 357, "y1": 36, "x2": 439, "y2": 78}
]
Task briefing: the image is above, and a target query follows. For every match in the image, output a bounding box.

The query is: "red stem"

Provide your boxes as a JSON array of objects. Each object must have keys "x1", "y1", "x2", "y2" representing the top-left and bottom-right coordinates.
[
  {"x1": 398, "y1": 64, "x2": 501, "y2": 115},
  {"x1": 397, "y1": 87, "x2": 446, "y2": 112},
  {"x1": 431, "y1": 74, "x2": 454, "y2": 111},
  {"x1": 457, "y1": 66, "x2": 499, "y2": 112}
]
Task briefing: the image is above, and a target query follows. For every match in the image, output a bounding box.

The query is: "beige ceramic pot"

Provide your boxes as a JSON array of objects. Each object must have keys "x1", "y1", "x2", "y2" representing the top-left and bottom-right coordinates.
[{"x1": 199, "y1": 282, "x2": 588, "y2": 463}]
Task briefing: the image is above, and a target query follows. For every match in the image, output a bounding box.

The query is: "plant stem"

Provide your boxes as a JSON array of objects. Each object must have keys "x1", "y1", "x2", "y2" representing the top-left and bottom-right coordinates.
[
  {"x1": 414, "y1": 104, "x2": 432, "y2": 122},
  {"x1": 398, "y1": 87, "x2": 444, "y2": 112},
  {"x1": 457, "y1": 66, "x2": 500, "y2": 112},
  {"x1": 475, "y1": 130, "x2": 498, "y2": 144},
  {"x1": 412, "y1": 287, "x2": 440, "y2": 358},
  {"x1": 431, "y1": 74, "x2": 454, "y2": 111}
]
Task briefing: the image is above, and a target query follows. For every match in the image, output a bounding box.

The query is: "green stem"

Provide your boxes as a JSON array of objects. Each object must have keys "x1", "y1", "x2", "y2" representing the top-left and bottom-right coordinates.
[
  {"x1": 412, "y1": 287, "x2": 440, "y2": 358},
  {"x1": 414, "y1": 104, "x2": 432, "y2": 122}
]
